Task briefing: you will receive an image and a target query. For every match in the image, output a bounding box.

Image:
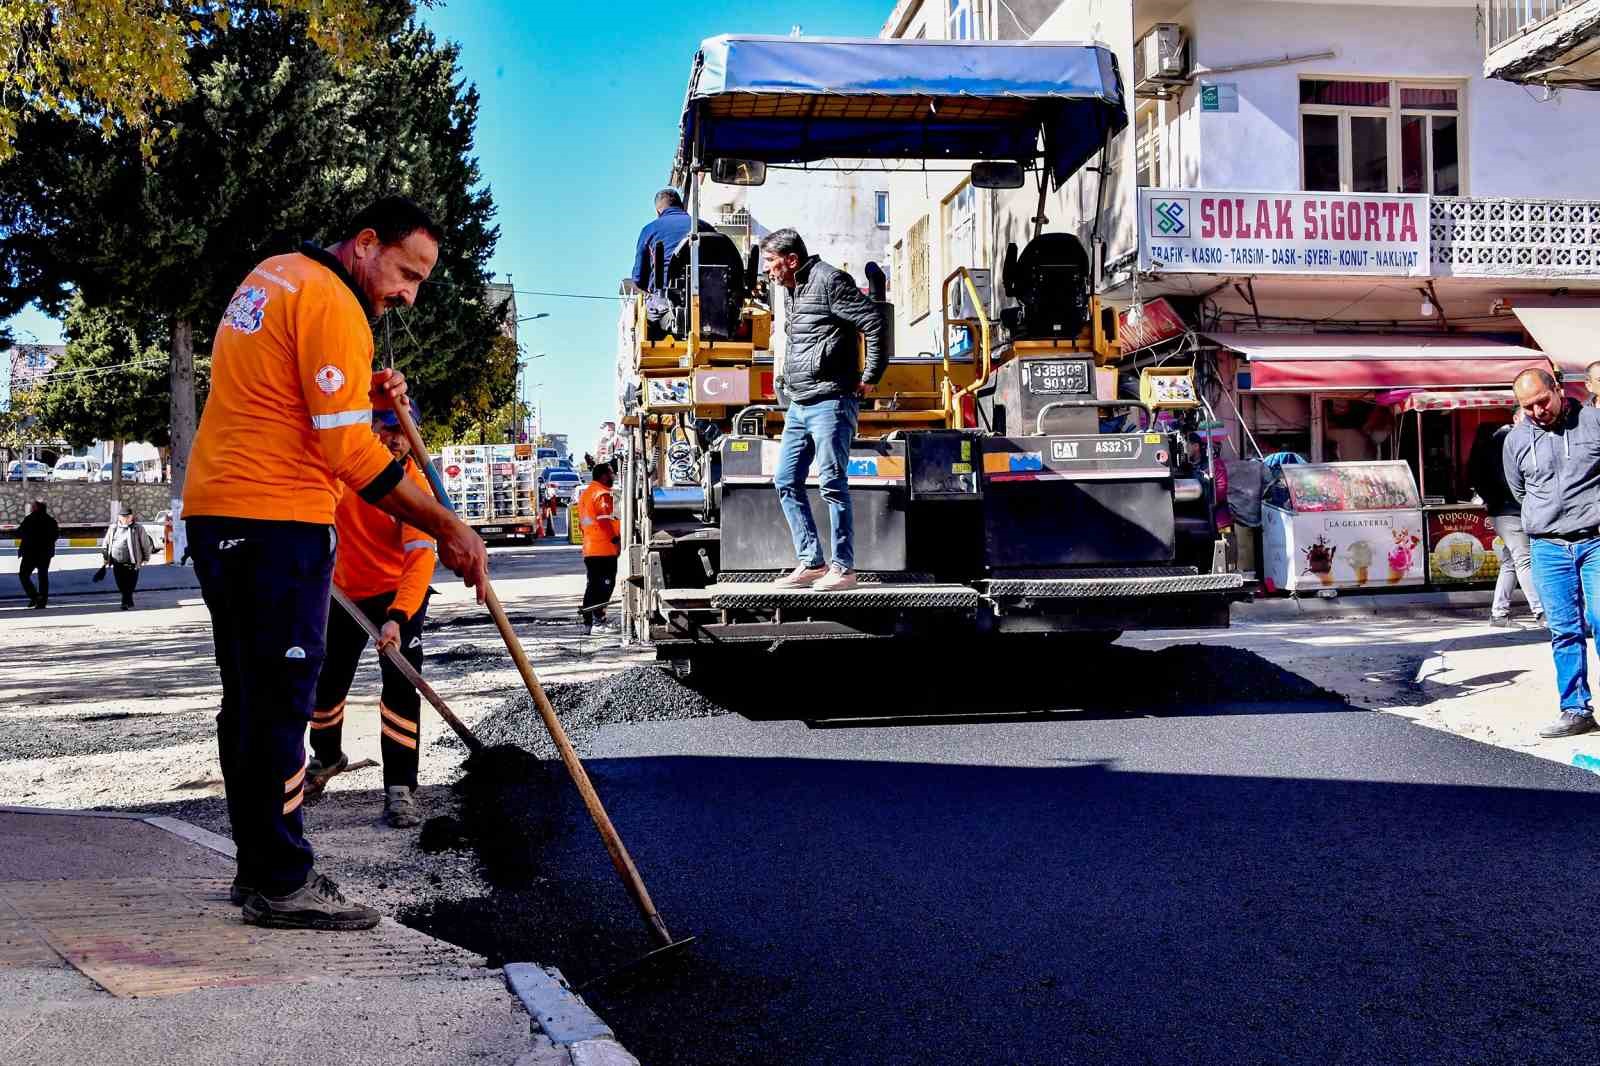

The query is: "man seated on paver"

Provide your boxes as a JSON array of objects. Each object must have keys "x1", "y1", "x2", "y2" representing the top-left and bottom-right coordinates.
[
  {"x1": 1505, "y1": 367, "x2": 1600, "y2": 739},
  {"x1": 304, "y1": 399, "x2": 436, "y2": 829}
]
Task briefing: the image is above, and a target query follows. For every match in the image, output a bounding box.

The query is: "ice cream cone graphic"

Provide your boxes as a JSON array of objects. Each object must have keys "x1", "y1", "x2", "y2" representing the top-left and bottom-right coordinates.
[{"x1": 1348, "y1": 541, "x2": 1375, "y2": 586}]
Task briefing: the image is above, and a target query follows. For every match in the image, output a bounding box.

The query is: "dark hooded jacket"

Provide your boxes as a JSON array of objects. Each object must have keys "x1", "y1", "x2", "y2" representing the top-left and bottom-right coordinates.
[{"x1": 778, "y1": 257, "x2": 887, "y2": 405}]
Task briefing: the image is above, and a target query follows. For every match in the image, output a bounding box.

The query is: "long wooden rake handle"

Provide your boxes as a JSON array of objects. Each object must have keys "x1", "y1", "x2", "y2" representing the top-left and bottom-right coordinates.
[
  {"x1": 329, "y1": 586, "x2": 484, "y2": 756},
  {"x1": 390, "y1": 397, "x2": 677, "y2": 948}
]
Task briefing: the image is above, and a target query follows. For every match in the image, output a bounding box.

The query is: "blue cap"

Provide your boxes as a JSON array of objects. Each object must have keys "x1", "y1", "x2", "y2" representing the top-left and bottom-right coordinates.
[{"x1": 375, "y1": 399, "x2": 422, "y2": 429}]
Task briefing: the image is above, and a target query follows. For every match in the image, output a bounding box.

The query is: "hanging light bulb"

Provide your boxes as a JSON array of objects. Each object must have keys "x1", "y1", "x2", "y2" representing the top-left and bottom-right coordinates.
[{"x1": 1420, "y1": 298, "x2": 1435, "y2": 318}]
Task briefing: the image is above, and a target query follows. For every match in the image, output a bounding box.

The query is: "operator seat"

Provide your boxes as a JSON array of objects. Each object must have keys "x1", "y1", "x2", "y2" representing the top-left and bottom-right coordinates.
[
  {"x1": 1000, "y1": 233, "x2": 1091, "y2": 340},
  {"x1": 650, "y1": 230, "x2": 750, "y2": 341}
]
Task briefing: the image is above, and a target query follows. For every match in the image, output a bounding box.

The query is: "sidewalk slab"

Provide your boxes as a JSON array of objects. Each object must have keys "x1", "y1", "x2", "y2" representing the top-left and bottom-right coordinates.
[
  {"x1": 0, "y1": 807, "x2": 542, "y2": 1066},
  {"x1": 1234, "y1": 586, "x2": 1528, "y2": 622}
]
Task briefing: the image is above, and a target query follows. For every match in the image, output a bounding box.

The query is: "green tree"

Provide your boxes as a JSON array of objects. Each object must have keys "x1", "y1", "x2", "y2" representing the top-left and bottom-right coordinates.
[
  {"x1": 32, "y1": 296, "x2": 171, "y2": 507},
  {"x1": 0, "y1": 1, "x2": 505, "y2": 511},
  {"x1": 0, "y1": 0, "x2": 403, "y2": 162}
]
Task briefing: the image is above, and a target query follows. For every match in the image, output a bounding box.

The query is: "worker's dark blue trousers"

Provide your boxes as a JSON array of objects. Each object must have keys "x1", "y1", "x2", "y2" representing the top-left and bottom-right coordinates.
[
  {"x1": 311, "y1": 589, "x2": 428, "y2": 789},
  {"x1": 188, "y1": 516, "x2": 334, "y2": 897}
]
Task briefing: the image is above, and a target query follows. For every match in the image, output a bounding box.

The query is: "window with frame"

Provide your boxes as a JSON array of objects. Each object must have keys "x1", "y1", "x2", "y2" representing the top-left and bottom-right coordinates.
[
  {"x1": 942, "y1": 181, "x2": 977, "y2": 282},
  {"x1": 1134, "y1": 103, "x2": 1161, "y2": 188},
  {"x1": 948, "y1": 0, "x2": 976, "y2": 40},
  {"x1": 874, "y1": 190, "x2": 890, "y2": 227},
  {"x1": 907, "y1": 215, "x2": 930, "y2": 321},
  {"x1": 1299, "y1": 79, "x2": 1461, "y2": 195}
]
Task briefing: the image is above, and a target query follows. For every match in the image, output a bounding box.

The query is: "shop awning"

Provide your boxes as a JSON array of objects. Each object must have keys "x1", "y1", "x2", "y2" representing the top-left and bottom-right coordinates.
[
  {"x1": 1205, "y1": 332, "x2": 1552, "y2": 391},
  {"x1": 1511, "y1": 301, "x2": 1600, "y2": 379},
  {"x1": 1384, "y1": 389, "x2": 1517, "y2": 413}
]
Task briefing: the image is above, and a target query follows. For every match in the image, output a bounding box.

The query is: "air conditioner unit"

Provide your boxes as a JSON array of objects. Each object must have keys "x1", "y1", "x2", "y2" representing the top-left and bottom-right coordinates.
[{"x1": 1134, "y1": 23, "x2": 1188, "y2": 98}]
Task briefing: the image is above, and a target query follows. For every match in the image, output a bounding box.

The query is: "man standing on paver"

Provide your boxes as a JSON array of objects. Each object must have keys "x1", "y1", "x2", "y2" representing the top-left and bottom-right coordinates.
[
  {"x1": 303, "y1": 399, "x2": 436, "y2": 829},
  {"x1": 763, "y1": 228, "x2": 886, "y2": 593},
  {"x1": 16, "y1": 499, "x2": 58, "y2": 609},
  {"x1": 577, "y1": 462, "x2": 620, "y2": 634},
  {"x1": 1506, "y1": 367, "x2": 1600, "y2": 738},
  {"x1": 184, "y1": 196, "x2": 487, "y2": 931}
]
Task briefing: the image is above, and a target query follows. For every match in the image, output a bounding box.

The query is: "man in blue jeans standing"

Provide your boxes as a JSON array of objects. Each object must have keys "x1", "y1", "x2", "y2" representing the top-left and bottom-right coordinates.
[
  {"x1": 1505, "y1": 367, "x2": 1600, "y2": 738},
  {"x1": 762, "y1": 228, "x2": 887, "y2": 592}
]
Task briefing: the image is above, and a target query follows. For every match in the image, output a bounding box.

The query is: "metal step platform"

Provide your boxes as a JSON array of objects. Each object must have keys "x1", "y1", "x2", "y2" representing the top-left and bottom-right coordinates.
[
  {"x1": 707, "y1": 582, "x2": 982, "y2": 610},
  {"x1": 982, "y1": 572, "x2": 1247, "y2": 599}
]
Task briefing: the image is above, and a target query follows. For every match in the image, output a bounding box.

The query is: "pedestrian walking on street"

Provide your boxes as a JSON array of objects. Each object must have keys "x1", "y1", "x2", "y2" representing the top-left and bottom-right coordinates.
[
  {"x1": 305, "y1": 400, "x2": 436, "y2": 829},
  {"x1": 183, "y1": 196, "x2": 487, "y2": 932},
  {"x1": 577, "y1": 462, "x2": 620, "y2": 634},
  {"x1": 1505, "y1": 367, "x2": 1600, "y2": 738},
  {"x1": 100, "y1": 505, "x2": 156, "y2": 610},
  {"x1": 16, "y1": 499, "x2": 58, "y2": 609},
  {"x1": 1469, "y1": 422, "x2": 1544, "y2": 629},
  {"x1": 763, "y1": 228, "x2": 887, "y2": 592}
]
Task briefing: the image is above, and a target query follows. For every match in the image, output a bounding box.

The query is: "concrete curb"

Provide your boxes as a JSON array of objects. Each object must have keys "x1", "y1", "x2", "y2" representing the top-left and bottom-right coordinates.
[
  {"x1": 0, "y1": 804, "x2": 238, "y2": 858},
  {"x1": 1234, "y1": 587, "x2": 1521, "y2": 622},
  {"x1": 504, "y1": 963, "x2": 640, "y2": 1066}
]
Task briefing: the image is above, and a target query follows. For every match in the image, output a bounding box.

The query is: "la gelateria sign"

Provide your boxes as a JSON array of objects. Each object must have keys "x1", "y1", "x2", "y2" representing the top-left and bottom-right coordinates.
[{"x1": 1138, "y1": 189, "x2": 1430, "y2": 276}]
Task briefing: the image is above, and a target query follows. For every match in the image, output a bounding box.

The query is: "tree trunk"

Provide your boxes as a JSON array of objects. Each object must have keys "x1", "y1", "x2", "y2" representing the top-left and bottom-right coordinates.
[
  {"x1": 110, "y1": 438, "x2": 124, "y2": 525},
  {"x1": 168, "y1": 317, "x2": 197, "y2": 560}
]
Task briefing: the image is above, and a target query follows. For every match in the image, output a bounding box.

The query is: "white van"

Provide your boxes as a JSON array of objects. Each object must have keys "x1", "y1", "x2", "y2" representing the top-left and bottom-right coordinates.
[{"x1": 51, "y1": 457, "x2": 95, "y2": 481}]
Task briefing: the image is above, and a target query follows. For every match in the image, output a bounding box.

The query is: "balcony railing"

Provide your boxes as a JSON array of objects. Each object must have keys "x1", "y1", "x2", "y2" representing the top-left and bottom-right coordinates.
[
  {"x1": 1487, "y1": 0, "x2": 1586, "y2": 52},
  {"x1": 1431, "y1": 196, "x2": 1600, "y2": 277}
]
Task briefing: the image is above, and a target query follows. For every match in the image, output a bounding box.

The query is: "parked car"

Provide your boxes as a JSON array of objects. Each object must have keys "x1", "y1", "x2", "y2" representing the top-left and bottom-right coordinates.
[
  {"x1": 51, "y1": 457, "x2": 95, "y2": 481},
  {"x1": 539, "y1": 467, "x2": 584, "y2": 506},
  {"x1": 96, "y1": 461, "x2": 145, "y2": 482},
  {"x1": 4, "y1": 460, "x2": 51, "y2": 481}
]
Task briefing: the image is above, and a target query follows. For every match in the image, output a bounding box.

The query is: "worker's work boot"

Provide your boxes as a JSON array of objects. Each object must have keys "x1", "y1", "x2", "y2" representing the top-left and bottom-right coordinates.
[
  {"x1": 241, "y1": 873, "x2": 381, "y2": 931},
  {"x1": 229, "y1": 876, "x2": 255, "y2": 906},
  {"x1": 303, "y1": 752, "x2": 349, "y2": 801},
  {"x1": 812, "y1": 564, "x2": 858, "y2": 592},
  {"x1": 774, "y1": 564, "x2": 828, "y2": 589},
  {"x1": 384, "y1": 785, "x2": 421, "y2": 829}
]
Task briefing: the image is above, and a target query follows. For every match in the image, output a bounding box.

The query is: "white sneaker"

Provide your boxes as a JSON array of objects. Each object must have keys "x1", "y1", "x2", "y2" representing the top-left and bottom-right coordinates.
[
  {"x1": 774, "y1": 564, "x2": 828, "y2": 588},
  {"x1": 812, "y1": 564, "x2": 858, "y2": 592}
]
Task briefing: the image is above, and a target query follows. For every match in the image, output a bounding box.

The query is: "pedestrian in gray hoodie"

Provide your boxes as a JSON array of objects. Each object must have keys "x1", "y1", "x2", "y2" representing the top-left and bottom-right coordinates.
[{"x1": 1504, "y1": 367, "x2": 1600, "y2": 737}]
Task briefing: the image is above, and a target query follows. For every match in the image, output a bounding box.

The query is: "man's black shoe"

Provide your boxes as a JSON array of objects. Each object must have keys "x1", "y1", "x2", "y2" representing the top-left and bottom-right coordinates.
[
  {"x1": 1538, "y1": 711, "x2": 1597, "y2": 739},
  {"x1": 241, "y1": 873, "x2": 380, "y2": 931}
]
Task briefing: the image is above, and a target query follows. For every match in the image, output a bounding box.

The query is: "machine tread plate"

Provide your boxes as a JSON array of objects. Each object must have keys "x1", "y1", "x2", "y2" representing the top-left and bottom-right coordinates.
[
  {"x1": 984, "y1": 573, "x2": 1246, "y2": 599},
  {"x1": 709, "y1": 582, "x2": 981, "y2": 610},
  {"x1": 717, "y1": 571, "x2": 936, "y2": 585},
  {"x1": 993, "y1": 566, "x2": 1198, "y2": 579}
]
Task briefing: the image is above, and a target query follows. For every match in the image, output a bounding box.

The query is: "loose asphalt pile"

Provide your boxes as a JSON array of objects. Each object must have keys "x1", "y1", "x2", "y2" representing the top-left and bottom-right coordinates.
[
  {"x1": 436, "y1": 665, "x2": 729, "y2": 760},
  {"x1": 0, "y1": 710, "x2": 216, "y2": 760}
]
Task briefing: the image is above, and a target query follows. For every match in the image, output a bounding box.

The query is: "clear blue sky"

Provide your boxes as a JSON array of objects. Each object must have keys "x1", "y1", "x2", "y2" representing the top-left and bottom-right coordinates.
[{"x1": 2, "y1": 1, "x2": 888, "y2": 444}]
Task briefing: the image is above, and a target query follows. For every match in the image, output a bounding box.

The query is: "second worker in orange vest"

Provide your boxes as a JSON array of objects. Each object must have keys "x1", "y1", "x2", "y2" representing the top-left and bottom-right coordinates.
[
  {"x1": 577, "y1": 462, "x2": 621, "y2": 635},
  {"x1": 305, "y1": 400, "x2": 436, "y2": 829}
]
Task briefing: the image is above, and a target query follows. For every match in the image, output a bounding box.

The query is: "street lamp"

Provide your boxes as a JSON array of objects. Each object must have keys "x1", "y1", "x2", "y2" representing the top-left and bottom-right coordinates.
[
  {"x1": 517, "y1": 353, "x2": 548, "y2": 442},
  {"x1": 516, "y1": 312, "x2": 550, "y2": 323}
]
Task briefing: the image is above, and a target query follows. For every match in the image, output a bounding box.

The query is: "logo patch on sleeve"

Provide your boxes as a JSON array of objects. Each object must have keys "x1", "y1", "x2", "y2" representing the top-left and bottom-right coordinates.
[
  {"x1": 221, "y1": 286, "x2": 269, "y2": 334},
  {"x1": 314, "y1": 365, "x2": 347, "y2": 395}
]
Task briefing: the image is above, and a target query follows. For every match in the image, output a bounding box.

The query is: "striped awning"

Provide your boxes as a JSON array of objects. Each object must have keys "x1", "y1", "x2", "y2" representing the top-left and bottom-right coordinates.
[{"x1": 1391, "y1": 389, "x2": 1517, "y2": 413}]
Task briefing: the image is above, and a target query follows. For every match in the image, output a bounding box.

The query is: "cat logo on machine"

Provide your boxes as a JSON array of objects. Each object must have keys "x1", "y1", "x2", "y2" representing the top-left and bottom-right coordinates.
[{"x1": 1050, "y1": 440, "x2": 1081, "y2": 460}]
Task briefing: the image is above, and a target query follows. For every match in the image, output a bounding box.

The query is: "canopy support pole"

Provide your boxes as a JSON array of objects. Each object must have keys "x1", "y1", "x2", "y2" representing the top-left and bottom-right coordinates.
[{"x1": 687, "y1": 128, "x2": 702, "y2": 362}]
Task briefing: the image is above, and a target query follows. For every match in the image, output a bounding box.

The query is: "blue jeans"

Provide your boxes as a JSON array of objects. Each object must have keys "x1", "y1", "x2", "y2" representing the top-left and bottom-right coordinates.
[
  {"x1": 775, "y1": 396, "x2": 858, "y2": 570},
  {"x1": 1529, "y1": 535, "x2": 1600, "y2": 714}
]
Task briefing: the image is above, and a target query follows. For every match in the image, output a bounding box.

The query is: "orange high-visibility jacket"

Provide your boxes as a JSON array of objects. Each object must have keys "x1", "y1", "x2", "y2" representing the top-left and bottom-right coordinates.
[
  {"x1": 185, "y1": 249, "x2": 399, "y2": 524},
  {"x1": 577, "y1": 480, "x2": 619, "y2": 558},
  {"x1": 334, "y1": 459, "x2": 436, "y2": 620}
]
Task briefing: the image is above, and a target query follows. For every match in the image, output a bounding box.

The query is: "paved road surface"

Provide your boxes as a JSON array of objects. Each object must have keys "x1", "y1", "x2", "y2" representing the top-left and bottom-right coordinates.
[{"x1": 419, "y1": 656, "x2": 1600, "y2": 1066}]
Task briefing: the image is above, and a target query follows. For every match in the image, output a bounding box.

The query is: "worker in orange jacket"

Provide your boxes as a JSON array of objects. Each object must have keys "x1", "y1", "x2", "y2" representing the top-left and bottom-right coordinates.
[
  {"x1": 184, "y1": 197, "x2": 487, "y2": 932},
  {"x1": 304, "y1": 399, "x2": 436, "y2": 829},
  {"x1": 577, "y1": 462, "x2": 621, "y2": 634}
]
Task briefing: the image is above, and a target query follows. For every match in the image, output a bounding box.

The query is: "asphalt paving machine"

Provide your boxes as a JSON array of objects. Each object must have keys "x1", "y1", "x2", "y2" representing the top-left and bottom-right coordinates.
[{"x1": 618, "y1": 35, "x2": 1247, "y2": 661}]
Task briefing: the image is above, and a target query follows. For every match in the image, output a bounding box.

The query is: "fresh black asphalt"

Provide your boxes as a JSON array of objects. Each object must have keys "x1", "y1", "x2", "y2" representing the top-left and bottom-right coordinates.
[{"x1": 409, "y1": 659, "x2": 1600, "y2": 1066}]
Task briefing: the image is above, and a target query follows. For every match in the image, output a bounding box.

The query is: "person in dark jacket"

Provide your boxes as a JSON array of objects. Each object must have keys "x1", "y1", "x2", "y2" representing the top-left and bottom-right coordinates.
[
  {"x1": 630, "y1": 189, "x2": 717, "y2": 291},
  {"x1": 1469, "y1": 421, "x2": 1543, "y2": 629},
  {"x1": 1505, "y1": 368, "x2": 1600, "y2": 738},
  {"x1": 17, "y1": 499, "x2": 58, "y2": 609},
  {"x1": 763, "y1": 228, "x2": 887, "y2": 592}
]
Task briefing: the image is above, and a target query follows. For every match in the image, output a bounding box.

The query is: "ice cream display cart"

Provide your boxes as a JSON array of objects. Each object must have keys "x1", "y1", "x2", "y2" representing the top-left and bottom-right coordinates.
[
  {"x1": 1387, "y1": 389, "x2": 1517, "y2": 587},
  {"x1": 1261, "y1": 461, "x2": 1425, "y2": 593}
]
